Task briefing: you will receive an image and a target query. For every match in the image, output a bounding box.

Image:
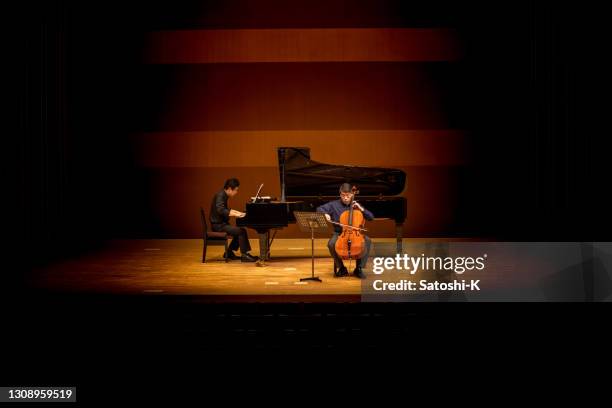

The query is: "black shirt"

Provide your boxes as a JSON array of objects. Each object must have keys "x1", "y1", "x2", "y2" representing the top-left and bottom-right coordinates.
[{"x1": 210, "y1": 190, "x2": 230, "y2": 226}]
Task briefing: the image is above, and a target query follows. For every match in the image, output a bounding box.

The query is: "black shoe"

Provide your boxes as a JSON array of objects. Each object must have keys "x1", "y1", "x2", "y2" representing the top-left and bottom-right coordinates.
[
  {"x1": 353, "y1": 266, "x2": 366, "y2": 279},
  {"x1": 241, "y1": 253, "x2": 259, "y2": 262},
  {"x1": 335, "y1": 265, "x2": 348, "y2": 277},
  {"x1": 223, "y1": 250, "x2": 239, "y2": 260}
]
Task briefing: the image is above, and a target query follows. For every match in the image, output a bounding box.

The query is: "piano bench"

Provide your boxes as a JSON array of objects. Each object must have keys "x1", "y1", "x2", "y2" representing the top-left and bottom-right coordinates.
[
  {"x1": 207, "y1": 232, "x2": 228, "y2": 239},
  {"x1": 202, "y1": 233, "x2": 230, "y2": 263}
]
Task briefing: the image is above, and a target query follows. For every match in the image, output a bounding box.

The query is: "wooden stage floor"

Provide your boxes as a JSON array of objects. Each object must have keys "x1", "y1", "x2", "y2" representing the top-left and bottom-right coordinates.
[{"x1": 26, "y1": 238, "x2": 463, "y2": 301}]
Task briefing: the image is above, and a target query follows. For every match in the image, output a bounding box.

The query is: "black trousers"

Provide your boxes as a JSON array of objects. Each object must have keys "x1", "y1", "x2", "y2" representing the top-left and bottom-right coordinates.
[
  {"x1": 327, "y1": 232, "x2": 371, "y2": 269},
  {"x1": 212, "y1": 224, "x2": 251, "y2": 254}
]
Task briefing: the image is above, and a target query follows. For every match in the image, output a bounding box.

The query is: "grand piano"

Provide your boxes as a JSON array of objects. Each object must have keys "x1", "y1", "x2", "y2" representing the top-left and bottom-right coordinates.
[{"x1": 237, "y1": 147, "x2": 407, "y2": 263}]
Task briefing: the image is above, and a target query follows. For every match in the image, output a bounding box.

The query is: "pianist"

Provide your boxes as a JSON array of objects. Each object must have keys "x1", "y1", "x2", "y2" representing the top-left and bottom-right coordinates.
[
  {"x1": 210, "y1": 178, "x2": 259, "y2": 262},
  {"x1": 317, "y1": 183, "x2": 373, "y2": 278}
]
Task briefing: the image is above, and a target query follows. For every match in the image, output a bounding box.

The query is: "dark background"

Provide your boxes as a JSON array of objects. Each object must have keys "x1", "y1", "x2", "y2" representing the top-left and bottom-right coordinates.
[{"x1": 5, "y1": 0, "x2": 611, "y2": 397}]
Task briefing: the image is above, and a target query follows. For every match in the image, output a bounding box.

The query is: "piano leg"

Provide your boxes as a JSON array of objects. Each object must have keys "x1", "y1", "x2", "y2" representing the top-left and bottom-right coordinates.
[
  {"x1": 257, "y1": 231, "x2": 269, "y2": 265},
  {"x1": 396, "y1": 223, "x2": 403, "y2": 253}
]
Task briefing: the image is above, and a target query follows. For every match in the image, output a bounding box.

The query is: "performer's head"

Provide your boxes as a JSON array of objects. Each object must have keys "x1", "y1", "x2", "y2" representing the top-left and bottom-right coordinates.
[
  {"x1": 339, "y1": 183, "x2": 354, "y2": 205},
  {"x1": 224, "y1": 178, "x2": 240, "y2": 197}
]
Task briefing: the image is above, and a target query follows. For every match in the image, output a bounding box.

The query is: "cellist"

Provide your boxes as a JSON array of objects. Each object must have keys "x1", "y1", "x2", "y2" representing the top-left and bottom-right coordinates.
[{"x1": 316, "y1": 183, "x2": 374, "y2": 278}]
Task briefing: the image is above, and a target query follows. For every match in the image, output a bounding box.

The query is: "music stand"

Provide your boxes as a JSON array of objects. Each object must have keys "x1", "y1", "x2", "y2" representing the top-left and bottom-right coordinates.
[{"x1": 294, "y1": 211, "x2": 330, "y2": 282}]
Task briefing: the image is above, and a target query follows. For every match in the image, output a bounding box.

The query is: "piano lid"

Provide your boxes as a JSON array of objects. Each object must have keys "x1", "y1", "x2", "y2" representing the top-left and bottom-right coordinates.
[{"x1": 278, "y1": 147, "x2": 406, "y2": 197}]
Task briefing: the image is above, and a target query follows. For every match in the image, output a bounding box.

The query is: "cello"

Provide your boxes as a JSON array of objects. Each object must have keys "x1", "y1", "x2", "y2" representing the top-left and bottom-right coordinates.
[{"x1": 334, "y1": 186, "x2": 367, "y2": 262}]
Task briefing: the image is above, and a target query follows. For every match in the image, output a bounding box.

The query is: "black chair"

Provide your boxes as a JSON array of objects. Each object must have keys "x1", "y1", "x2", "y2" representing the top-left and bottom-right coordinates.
[{"x1": 200, "y1": 207, "x2": 229, "y2": 263}]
